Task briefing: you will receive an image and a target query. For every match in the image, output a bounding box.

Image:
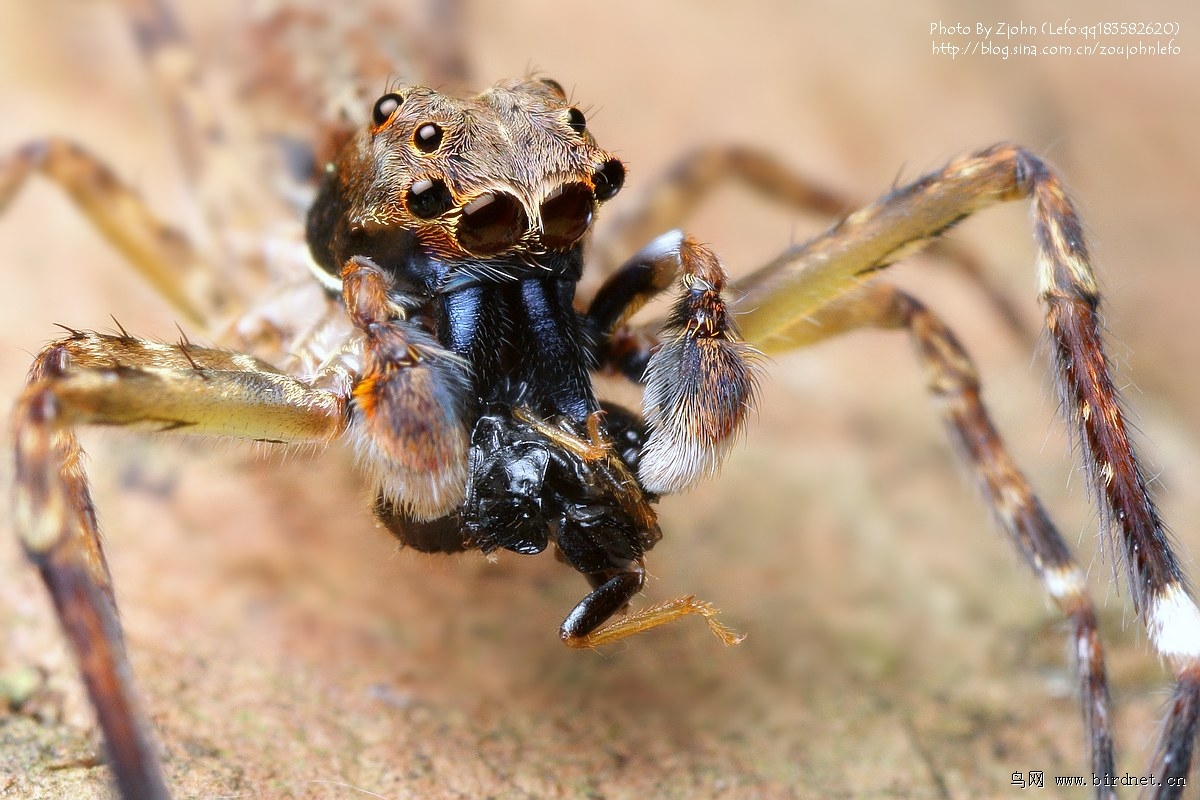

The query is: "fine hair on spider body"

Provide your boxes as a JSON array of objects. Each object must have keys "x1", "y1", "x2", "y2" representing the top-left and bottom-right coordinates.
[{"x1": 4, "y1": 3, "x2": 1198, "y2": 799}]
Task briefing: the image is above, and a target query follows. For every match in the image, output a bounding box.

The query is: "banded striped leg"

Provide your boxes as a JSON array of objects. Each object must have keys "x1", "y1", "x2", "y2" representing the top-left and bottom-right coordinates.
[
  {"x1": 13, "y1": 331, "x2": 346, "y2": 800},
  {"x1": 788, "y1": 281, "x2": 1116, "y2": 796},
  {"x1": 0, "y1": 139, "x2": 224, "y2": 324},
  {"x1": 730, "y1": 143, "x2": 1198, "y2": 795},
  {"x1": 586, "y1": 231, "x2": 760, "y2": 495},
  {"x1": 590, "y1": 144, "x2": 1031, "y2": 340}
]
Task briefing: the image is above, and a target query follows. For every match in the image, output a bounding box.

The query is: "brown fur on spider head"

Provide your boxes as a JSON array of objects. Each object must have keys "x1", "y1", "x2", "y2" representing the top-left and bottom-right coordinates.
[{"x1": 306, "y1": 77, "x2": 626, "y2": 279}]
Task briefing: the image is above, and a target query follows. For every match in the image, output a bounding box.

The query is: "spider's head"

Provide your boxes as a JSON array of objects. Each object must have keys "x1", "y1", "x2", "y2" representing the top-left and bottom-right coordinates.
[{"x1": 306, "y1": 77, "x2": 625, "y2": 290}]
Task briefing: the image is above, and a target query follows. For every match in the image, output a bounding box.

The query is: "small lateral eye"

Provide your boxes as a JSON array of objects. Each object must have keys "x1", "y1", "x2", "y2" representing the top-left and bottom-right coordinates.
[
  {"x1": 414, "y1": 122, "x2": 444, "y2": 152},
  {"x1": 372, "y1": 93, "x2": 405, "y2": 127},
  {"x1": 592, "y1": 159, "x2": 625, "y2": 201},
  {"x1": 457, "y1": 192, "x2": 528, "y2": 256},
  {"x1": 565, "y1": 107, "x2": 586, "y2": 134},
  {"x1": 406, "y1": 178, "x2": 455, "y2": 219}
]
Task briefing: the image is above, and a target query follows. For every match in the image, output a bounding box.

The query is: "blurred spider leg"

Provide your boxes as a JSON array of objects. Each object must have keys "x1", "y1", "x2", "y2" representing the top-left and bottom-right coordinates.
[
  {"x1": 119, "y1": 0, "x2": 277, "y2": 303},
  {"x1": 0, "y1": 139, "x2": 225, "y2": 324},
  {"x1": 119, "y1": 0, "x2": 218, "y2": 186},
  {"x1": 732, "y1": 143, "x2": 1199, "y2": 793},
  {"x1": 119, "y1": 0, "x2": 272, "y2": 208},
  {"x1": 590, "y1": 144, "x2": 1031, "y2": 341},
  {"x1": 13, "y1": 332, "x2": 346, "y2": 800},
  {"x1": 786, "y1": 281, "x2": 1117, "y2": 793}
]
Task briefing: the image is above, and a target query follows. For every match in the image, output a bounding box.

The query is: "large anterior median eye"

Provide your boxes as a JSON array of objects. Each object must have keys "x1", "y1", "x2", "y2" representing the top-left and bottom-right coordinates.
[
  {"x1": 540, "y1": 184, "x2": 594, "y2": 250},
  {"x1": 457, "y1": 192, "x2": 528, "y2": 255}
]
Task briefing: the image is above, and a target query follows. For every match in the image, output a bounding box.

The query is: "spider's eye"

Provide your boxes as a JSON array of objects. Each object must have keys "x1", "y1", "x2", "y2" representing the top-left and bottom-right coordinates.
[
  {"x1": 540, "y1": 78, "x2": 566, "y2": 98},
  {"x1": 457, "y1": 192, "x2": 528, "y2": 255},
  {"x1": 540, "y1": 184, "x2": 594, "y2": 250},
  {"x1": 372, "y1": 93, "x2": 405, "y2": 127},
  {"x1": 406, "y1": 178, "x2": 454, "y2": 219},
  {"x1": 592, "y1": 159, "x2": 625, "y2": 201},
  {"x1": 565, "y1": 107, "x2": 586, "y2": 135},
  {"x1": 414, "y1": 123, "x2": 443, "y2": 152}
]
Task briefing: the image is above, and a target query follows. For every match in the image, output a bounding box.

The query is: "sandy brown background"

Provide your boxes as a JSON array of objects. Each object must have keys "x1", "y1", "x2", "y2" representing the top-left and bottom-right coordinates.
[{"x1": 2, "y1": 0, "x2": 1200, "y2": 798}]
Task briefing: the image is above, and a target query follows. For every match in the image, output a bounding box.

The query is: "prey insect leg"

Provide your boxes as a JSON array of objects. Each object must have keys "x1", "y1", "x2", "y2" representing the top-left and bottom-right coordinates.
[{"x1": 586, "y1": 231, "x2": 761, "y2": 495}]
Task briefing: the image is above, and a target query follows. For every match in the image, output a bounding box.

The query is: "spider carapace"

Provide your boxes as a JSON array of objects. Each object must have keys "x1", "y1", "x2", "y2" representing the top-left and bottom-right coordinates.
[{"x1": 304, "y1": 77, "x2": 754, "y2": 647}]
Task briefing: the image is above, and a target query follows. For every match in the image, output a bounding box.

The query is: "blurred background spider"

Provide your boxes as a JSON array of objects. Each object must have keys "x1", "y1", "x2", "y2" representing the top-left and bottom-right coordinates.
[{"x1": 2, "y1": 0, "x2": 1199, "y2": 798}]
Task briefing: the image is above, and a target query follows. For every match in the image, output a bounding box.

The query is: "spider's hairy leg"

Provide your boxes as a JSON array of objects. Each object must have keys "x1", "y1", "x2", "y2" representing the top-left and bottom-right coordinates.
[
  {"x1": 0, "y1": 139, "x2": 223, "y2": 324},
  {"x1": 785, "y1": 281, "x2": 1117, "y2": 795},
  {"x1": 591, "y1": 144, "x2": 1032, "y2": 341},
  {"x1": 1032, "y1": 159, "x2": 1200, "y2": 789},
  {"x1": 341, "y1": 256, "x2": 472, "y2": 521},
  {"x1": 590, "y1": 145, "x2": 849, "y2": 278},
  {"x1": 13, "y1": 331, "x2": 346, "y2": 800},
  {"x1": 587, "y1": 231, "x2": 760, "y2": 495},
  {"x1": 732, "y1": 144, "x2": 1058, "y2": 344},
  {"x1": 732, "y1": 143, "x2": 1200, "y2": 793}
]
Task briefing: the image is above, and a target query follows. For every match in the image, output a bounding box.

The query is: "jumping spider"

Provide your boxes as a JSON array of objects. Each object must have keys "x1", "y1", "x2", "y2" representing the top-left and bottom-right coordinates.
[{"x1": 4, "y1": 3, "x2": 1199, "y2": 799}]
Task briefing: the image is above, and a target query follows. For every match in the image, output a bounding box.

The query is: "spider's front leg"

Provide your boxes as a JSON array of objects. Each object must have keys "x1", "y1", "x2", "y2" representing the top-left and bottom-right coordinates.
[
  {"x1": 722, "y1": 143, "x2": 1196, "y2": 795},
  {"x1": 592, "y1": 143, "x2": 1033, "y2": 342},
  {"x1": 338, "y1": 256, "x2": 473, "y2": 523},
  {"x1": 588, "y1": 230, "x2": 761, "y2": 496},
  {"x1": 13, "y1": 331, "x2": 346, "y2": 800}
]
